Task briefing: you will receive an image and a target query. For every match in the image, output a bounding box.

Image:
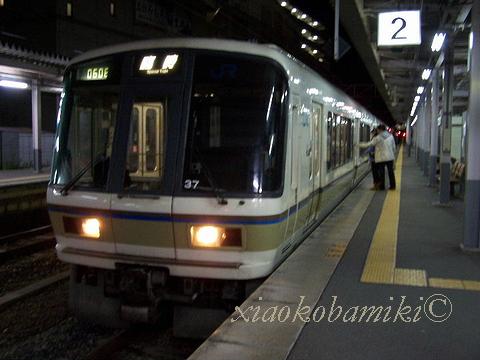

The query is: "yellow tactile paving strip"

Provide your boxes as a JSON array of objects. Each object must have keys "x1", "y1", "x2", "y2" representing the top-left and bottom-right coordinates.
[
  {"x1": 360, "y1": 146, "x2": 480, "y2": 292},
  {"x1": 394, "y1": 268, "x2": 428, "y2": 287},
  {"x1": 360, "y1": 149, "x2": 403, "y2": 284}
]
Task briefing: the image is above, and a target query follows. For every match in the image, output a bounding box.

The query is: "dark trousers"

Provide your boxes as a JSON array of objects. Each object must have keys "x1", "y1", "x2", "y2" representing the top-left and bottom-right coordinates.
[
  {"x1": 370, "y1": 161, "x2": 379, "y2": 185},
  {"x1": 376, "y1": 160, "x2": 396, "y2": 189}
]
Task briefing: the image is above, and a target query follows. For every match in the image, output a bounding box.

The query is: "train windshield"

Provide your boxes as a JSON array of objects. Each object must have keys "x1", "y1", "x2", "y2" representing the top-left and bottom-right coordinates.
[
  {"x1": 51, "y1": 85, "x2": 118, "y2": 189},
  {"x1": 183, "y1": 54, "x2": 288, "y2": 196}
]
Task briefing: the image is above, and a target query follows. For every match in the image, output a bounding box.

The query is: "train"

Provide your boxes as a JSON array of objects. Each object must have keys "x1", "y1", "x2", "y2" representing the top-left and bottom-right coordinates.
[{"x1": 47, "y1": 38, "x2": 378, "y2": 330}]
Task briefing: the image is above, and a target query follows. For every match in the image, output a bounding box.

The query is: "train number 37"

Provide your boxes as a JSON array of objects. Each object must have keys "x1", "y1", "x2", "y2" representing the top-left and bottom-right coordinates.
[{"x1": 184, "y1": 179, "x2": 200, "y2": 189}]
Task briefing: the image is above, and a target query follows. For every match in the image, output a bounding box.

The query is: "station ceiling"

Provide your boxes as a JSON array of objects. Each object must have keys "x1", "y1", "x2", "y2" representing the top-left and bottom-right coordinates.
[{"x1": 285, "y1": 0, "x2": 472, "y2": 125}]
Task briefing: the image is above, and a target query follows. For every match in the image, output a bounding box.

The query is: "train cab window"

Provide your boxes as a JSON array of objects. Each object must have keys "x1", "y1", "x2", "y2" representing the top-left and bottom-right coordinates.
[
  {"x1": 183, "y1": 53, "x2": 288, "y2": 196},
  {"x1": 124, "y1": 101, "x2": 165, "y2": 191},
  {"x1": 52, "y1": 88, "x2": 118, "y2": 189}
]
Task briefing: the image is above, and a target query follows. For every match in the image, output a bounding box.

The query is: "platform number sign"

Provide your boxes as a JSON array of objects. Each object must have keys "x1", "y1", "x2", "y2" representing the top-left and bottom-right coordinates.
[{"x1": 378, "y1": 11, "x2": 421, "y2": 46}]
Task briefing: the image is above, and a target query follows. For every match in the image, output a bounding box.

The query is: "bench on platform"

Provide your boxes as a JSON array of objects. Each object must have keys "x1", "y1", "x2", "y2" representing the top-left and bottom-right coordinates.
[{"x1": 437, "y1": 160, "x2": 465, "y2": 196}]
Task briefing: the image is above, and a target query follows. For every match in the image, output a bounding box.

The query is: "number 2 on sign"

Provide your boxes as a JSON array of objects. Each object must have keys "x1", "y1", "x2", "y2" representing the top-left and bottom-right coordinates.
[{"x1": 391, "y1": 17, "x2": 407, "y2": 40}]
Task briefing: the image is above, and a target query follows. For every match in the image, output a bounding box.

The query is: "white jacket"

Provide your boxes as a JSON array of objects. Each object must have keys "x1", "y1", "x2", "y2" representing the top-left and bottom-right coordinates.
[{"x1": 360, "y1": 131, "x2": 396, "y2": 163}]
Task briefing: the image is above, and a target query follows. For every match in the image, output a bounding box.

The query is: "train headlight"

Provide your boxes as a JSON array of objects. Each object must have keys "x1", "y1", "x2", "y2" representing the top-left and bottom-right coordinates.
[
  {"x1": 81, "y1": 218, "x2": 101, "y2": 239},
  {"x1": 191, "y1": 225, "x2": 226, "y2": 248}
]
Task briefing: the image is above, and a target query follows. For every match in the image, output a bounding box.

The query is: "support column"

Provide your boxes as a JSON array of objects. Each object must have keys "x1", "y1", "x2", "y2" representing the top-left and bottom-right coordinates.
[
  {"x1": 406, "y1": 119, "x2": 412, "y2": 157},
  {"x1": 423, "y1": 95, "x2": 432, "y2": 177},
  {"x1": 31, "y1": 79, "x2": 42, "y2": 173},
  {"x1": 429, "y1": 69, "x2": 440, "y2": 186},
  {"x1": 418, "y1": 102, "x2": 426, "y2": 168},
  {"x1": 463, "y1": 0, "x2": 480, "y2": 249},
  {"x1": 415, "y1": 113, "x2": 420, "y2": 162},
  {"x1": 439, "y1": 32, "x2": 454, "y2": 204}
]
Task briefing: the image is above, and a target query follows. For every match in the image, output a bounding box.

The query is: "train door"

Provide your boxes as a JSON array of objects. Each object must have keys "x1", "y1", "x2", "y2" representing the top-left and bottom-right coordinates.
[
  {"x1": 110, "y1": 85, "x2": 182, "y2": 260},
  {"x1": 285, "y1": 96, "x2": 301, "y2": 240},
  {"x1": 128, "y1": 103, "x2": 164, "y2": 179},
  {"x1": 296, "y1": 102, "x2": 314, "y2": 232},
  {"x1": 308, "y1": 103, "x2": 323, "y2": 222}
]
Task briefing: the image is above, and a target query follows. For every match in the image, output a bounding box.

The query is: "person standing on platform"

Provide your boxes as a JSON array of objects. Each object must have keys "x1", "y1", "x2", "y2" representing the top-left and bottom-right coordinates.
[
  {"x1": 367, "y1": 128, "x2": 380, "y2": 190},
  {"x1": 357, "y1": 124, "x2": 396, "y2": 190}
]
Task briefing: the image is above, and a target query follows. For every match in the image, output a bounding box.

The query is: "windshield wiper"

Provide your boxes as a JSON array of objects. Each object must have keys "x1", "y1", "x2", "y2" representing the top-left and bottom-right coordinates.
[
  {"x1": 60, "y1": 157, "x2": 100, "y2": 196},
  {"x1": 193, "y1": 148, "x2": 228, "y2": 205}
]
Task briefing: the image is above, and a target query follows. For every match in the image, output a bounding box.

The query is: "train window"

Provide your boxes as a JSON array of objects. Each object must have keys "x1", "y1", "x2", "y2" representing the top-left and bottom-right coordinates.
[
  {"x1": 183, "y1": 53, "x2": 288, "y2": 195},
  {"x1": 326, "y1": 113, "x2": 353, "y2": 171},
  {"x1": 51, "y1": 88, "x2": 118, "y2": 189},
  {"x1": 335, "y1": 115, "x2": 341, "y2": 167},
  {"x1": 326, "y1": 112, "x2": 333, "y2": 170},
  {"x1": 125, "y1": 102, "x2": 165, "y2": 191}
]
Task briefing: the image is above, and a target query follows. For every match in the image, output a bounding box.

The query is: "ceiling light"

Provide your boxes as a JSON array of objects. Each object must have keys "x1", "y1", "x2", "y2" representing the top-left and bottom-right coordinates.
[
  {"x1": 312, "y1": 35, "x2": 318, "y2": 41},
  {"x1": 301, "y1": 29, "x2": 307, "y2": 34},
  {"x1": 291, "y1": 7, "x2": 297, "y2": 13},
  {"x1": 414, "y1": 95, "x2": 420, "y2": 102},
  {"x1": 417, "y1": 86, "x2": 424, "y2": 94},
  {"x1": 431, "y1": 32, "x2": 446, "y2": 52},
  {"x1": 312, "y1": 21, "x2": 318, "y2": 26},
  {"x1": 301, "y1": 14, "x2": 307, "y2": 19},
  {"x1": 0, "y1": 80, "x2": 29, "y2": 89},
  {"x1": 301, "y1": 44, "x2": 307, "y2": 49},
  {"x1": 280, "y1": 1, "x2": 287, "y2": 7},
  {"x1": 422, "y1": 69, "x2": 432, "y2": 80},
  {"x1": 312, "y1": 49, "x2": 318, "y2": 54}
]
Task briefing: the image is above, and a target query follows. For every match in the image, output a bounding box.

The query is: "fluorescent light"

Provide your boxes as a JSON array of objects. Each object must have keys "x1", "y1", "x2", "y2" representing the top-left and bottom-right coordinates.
[
  {"x1": 410, "y1": 101, "x2": 418, "y2": 117},
  {"x1": 411, "y1": 116, "x2": 418, "y2": 126},
  {"x1": 431, "y1": 32, "x2": 446, "y2": 52},
  {"x1": 280, "y1": 1, "x2": 287, "y2": 7},
  {"x1": 414, "y1": 95, "x2": 420, "y2": 102},
  {"x1": 0, "y1": 80, "x2": 28, "y2": 89},
  {"x1": 417, "y1": 86, "x2": 424, "y2": 94},
  {"x1": 422, "y1": 69, "x2": 432, "y2": 80},
  {"x1": 469, "y1": 32, "x2": 473, "y2": 50}
]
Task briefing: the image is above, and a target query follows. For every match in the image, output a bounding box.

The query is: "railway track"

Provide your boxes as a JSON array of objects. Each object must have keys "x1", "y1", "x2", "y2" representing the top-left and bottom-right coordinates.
[
  {"x1": 85, "y1": 325, "x2": 201, "y2": 360},
  {"x1": 0, "y1": 225, "x2": 55, "y2": 262}
]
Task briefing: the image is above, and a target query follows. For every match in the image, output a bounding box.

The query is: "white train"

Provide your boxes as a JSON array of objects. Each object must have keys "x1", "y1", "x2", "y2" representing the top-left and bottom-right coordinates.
[{"x1": 47, "y1": 38, "x2": 377, "y2": 327}]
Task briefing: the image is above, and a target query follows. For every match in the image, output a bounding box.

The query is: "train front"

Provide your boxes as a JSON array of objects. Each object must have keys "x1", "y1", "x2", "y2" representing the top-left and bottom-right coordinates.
[{"x1": 47, "y1": 46, "x2": 289, "y2": 326}]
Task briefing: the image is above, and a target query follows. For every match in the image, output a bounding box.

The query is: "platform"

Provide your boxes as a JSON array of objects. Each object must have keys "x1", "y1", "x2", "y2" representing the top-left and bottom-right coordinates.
[
  {"x1": 0, "y1": 168, "x2": 50, "y2": 188},
  {"x1": 189, "y1": 148, "x2": 480, "y2": 360}
]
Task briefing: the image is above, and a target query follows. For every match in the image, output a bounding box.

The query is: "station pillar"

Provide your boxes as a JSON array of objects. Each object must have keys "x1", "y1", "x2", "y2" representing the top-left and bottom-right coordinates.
[
  {"x1": 438, "y1": 32, "x2": 454, "y2": 205},
  {"x1": 31, "y1": 79, "x2": 42, "y2": 173},
  {"x1": 423, "y1": 92, "x2": 432, "y2": 177},
  {"x1": 463, "y1": 0, "x2": 480, "y2": 249},
  {"x1": 429, "y1": 70, "x2": 440, "y2": 187},
  {"x1": 406, "y1": 119, "x2": 411, "y2": 157}
]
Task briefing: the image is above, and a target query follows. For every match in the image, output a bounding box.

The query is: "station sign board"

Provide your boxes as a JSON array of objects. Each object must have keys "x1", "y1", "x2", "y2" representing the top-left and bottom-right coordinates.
[{"x1": 378, "y1": 11, "x2": 421, "y2": 46}]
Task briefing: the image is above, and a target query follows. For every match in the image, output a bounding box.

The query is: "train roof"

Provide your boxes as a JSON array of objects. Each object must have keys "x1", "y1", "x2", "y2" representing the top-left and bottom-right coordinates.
[{"x1": 68, "y1": 38, "x2": 297, "y2": 68}]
